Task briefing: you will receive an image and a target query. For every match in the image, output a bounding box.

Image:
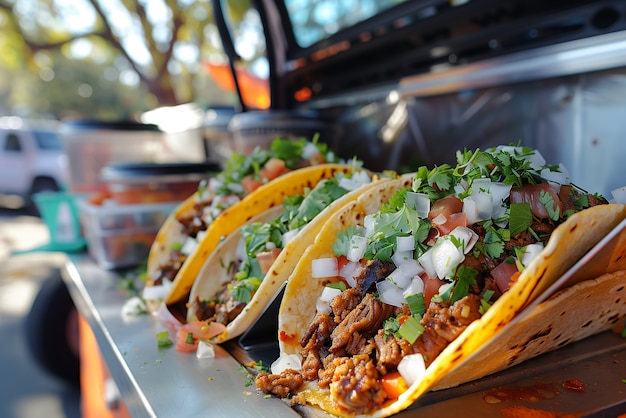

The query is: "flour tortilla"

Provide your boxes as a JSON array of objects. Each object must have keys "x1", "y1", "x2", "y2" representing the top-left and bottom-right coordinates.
[
  {"x1": 187, "y1": 175, "x2": 414, "y2": 343},
  {"x1": 144, "y1": 163, "x2": 357, "y2": 311},
  {"x1": 277, "y1": 191, "x2": 626, "y2": 417}
]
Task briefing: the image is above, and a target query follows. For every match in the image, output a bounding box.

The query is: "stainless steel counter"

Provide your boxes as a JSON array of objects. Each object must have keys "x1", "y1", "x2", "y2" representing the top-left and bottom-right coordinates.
[{"x1": 61, "y1": 253, "x2": 626, "y2": 417}]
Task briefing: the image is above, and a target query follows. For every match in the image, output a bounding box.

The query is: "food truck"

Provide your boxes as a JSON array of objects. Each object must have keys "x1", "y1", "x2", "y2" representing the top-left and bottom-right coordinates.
[{"x1": 28, "y1": 0, "x2": 626, "y2": 416}]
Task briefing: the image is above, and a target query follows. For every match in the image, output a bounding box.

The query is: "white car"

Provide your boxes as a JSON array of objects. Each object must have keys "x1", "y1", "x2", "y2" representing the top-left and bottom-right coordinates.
[{"x1": 0, "y1": 117, "x2": 68, "y2": 208}]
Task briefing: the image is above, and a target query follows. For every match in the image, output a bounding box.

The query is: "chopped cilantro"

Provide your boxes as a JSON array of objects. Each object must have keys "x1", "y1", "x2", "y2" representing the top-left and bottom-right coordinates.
[
  {"x1": 539, "y1": 190, "x2": 560, "y2": 220},
  {"x1": 327, "y1": 282, "x2": 347, "y2": 292},
  {"x1": 449, "y1": 266, "x2": 478, "y2": 305},
  {"x1": 509, "y1": 202, "x2": 533, "y2": 236}
]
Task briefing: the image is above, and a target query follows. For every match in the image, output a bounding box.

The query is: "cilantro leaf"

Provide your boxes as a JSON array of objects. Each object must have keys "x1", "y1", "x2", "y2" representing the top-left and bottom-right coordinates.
[{"x1": 509, "y1": 202, "x2": 533, "y2": 236}]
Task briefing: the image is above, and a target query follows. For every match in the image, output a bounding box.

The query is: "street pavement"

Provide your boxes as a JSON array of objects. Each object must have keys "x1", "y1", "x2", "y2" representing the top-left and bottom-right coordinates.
[{"x1": 0, "y1": 206, "x2": 81, "y2": 418}]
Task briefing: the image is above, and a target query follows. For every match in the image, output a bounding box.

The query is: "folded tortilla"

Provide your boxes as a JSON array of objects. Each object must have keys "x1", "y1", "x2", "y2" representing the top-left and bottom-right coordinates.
[
  {"x1": 186, "y1": 173, "x2": 415, "y2": 343},
  {"x1": 264, "y1": 157, "x2": 626, "y2": 417},
  {"x1": 145, "y1": 163, "x2": 357, "y2": 312}
]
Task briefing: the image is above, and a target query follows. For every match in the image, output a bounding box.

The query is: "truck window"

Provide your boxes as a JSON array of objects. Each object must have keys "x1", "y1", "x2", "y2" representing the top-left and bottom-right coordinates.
[{"x1": 4, "y1": 133, "x2": 22, "y2": 152}]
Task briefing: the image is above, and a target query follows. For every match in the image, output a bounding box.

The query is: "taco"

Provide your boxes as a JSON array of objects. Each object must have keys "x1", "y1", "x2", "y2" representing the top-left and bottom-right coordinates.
[
  {"x1": 144, "y1": 137, "x2": 342, "y2": 312},
  {"x1": 186, "y1": 166, "x2": 412, "y2": 343},
  {"x1": 255, "y1": 145, "x2": 626, "y2": 417}
]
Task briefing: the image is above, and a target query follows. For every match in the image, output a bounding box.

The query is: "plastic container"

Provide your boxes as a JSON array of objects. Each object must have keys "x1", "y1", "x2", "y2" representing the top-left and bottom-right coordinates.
[
  {"x1": 60, "y1": 120, "x2": 168, "y2": 194},
  {"x1": 101, "y1": 162, "x2": 220, "y2": 205},
  {"x1": 227, "y1": 110, "x2": 336, "y2": 154},
  {"x1": 77, "y1": 199, "x2": 178, "y2": 269}
]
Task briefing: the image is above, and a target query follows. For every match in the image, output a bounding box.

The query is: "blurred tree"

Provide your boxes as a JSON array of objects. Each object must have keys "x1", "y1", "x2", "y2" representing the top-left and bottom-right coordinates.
[{"x1": 0, "y1": 0, "x2": 249, "y2": 118}]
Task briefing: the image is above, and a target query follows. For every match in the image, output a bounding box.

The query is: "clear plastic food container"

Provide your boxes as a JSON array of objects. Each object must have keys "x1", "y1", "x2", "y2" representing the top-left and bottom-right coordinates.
[
  {"x1": 77, "y1": 199, "x2": 179, "y2": 269},
  {"x1": 101, "y1": 162, "x2": 220, "y2": 205}
]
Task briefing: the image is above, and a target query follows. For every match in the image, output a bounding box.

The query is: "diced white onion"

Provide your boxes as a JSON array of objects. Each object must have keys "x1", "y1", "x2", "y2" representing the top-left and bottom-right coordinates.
[
  {"x1": 347, "y1": 235, "x2": 368, "y2": 262},
  {"x1": 406, "y1": 192, "x2": 431, "y2": 218},
  {"x1": 489, "y1": 182, "x2": 512, "y2": 219},
  {"x1": 403, "y1": 277, "x2": 424, "y2": 298},
  {"x1": 301, "y1": 142, "x2": 319, "y2": 159},
  {"x1": 121, "y1": 296, "x2": 147, "y2": 318},
  {"x1": 462, "y1": 197, "x2": 480, "y2": 225},
  {"x1": 227, "y1": 182, "x2": 245, "y2": 194},
  {"x1": 338, "y1": 171, "x2": 371, "y2": 191},
  {"x1": 316, "y1": 286, "x2": 342, "y2": 314},
  {"x1": 397, "y1": 353, "x2": 426, "y2": 386},
  {"x1": 320, "y1": 286, "x2": 342, "y2": 302},
  {"x1": 540, "y1": 167, "x2": 569, "y2": 191},
  {"x1": 271, "y1": 352, "x2": 302, "y2": 374},
  {"x1": 352, "y1": 170, "x2": 372, "y2": 186},
  {"x1": 431, "y1": 238, "x2": 464, "y2": 280},
  {"x1": 364, "y1": 214, "x2": 377, "y2": 237},
  {"x1": 282, "y1": 228, "x2": 300, "y2": 247},
  {"x1": 448, "y1": 226, "x2": 479, "y2": 254},
  {"x1": 470, "y1": 178, "x2": 494, "y2": 221},
  {"x1": 385, "y1": 268, "x2": 412, "y2": 290},
  {"x1": 522, "y1": 243, "x2": 544, "y2": 267},
  {"x1": 396, "y1": 235, "x2": 415, "y2": 253},
  {"x1": 196, "y1": 341, "x2": 216, "y2": 359},
  {"x1": 142, "y1": 279, "x2": 172, "y2": 302},
  {"x1": 316, "y1": 299, "x2": 331, "y2": 315},
  {"x1": 180, "y1": 236, "x2": 198, "y2": 256},
  {"x1": 311, "y1": 257, "x2": 338, "y2": 278},
  {"x1": 376, "y1": 280, "x2": 405, "y2": 307},
  {"x1": 392, "y1": 250, "x2": 413, "y2": 267},
  {"x1": 612, "y1": 186, "x2": 626, "y2": 204},
  {"x1": 339, "y1": 261, "x2": 361, "y2": 288},
  {"x1": 417, "y1": 248, "x2": 436, "y2": 279}
]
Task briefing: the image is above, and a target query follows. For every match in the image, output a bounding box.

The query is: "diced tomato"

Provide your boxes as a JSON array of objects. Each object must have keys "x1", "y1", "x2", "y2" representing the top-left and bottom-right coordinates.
[
  {"x1": 434, "y1": 212, "x2": 467, "y2": 235},
  {"x1": 428, "y1": 195, "x2": 463, "y2": 220},
  {"x1": 491, "y1": 258, "x2": 519, "y2": 293},
  {"x1": 241, "y1": 175, "x2": 265, "y2": 193},
  {"x1": 260, "y1": 158, "x2": 289, "y2": 181},
  {"x1": 175, "y1": 331, "x2": 198, "y2": 352},
  {"x1": 336, "y1": 255, "x2": 350, "y2": 271},
  {"x1": 510, "y1": 183, "x2": 563, "y2": 219},
  {"x1": 307, "y1": 152, "x2": 325, "y2": 166},
  {"x1": 256, "y1": 248, "x2": 282, "y2": 274},
  {"x1": 422, "y1": 273, "x2": 447, "y2": 306},
  {"x1": 381, "y1": 371, "x2": 409, "y2": 400},
  {"x1": 175, "y1": 320, "x2": 226, "y2": 352}
]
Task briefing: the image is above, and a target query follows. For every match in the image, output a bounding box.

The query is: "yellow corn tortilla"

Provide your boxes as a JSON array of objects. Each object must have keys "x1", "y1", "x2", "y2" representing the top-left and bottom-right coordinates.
[
  {"x1": 144, "y1": 163, "x2": 357, "y2": 311},
  {"x1": 276, "y1": 184, "x2": 626, "y2": 417},
  {"x1": 187, "y1": 174, "x2": 415, "y2": 343}
]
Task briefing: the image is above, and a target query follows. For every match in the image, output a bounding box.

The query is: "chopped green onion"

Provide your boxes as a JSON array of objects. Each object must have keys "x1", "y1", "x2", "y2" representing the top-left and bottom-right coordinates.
[
  {"x1": 185, "y1": 332, "x2": 195, "y2": 345},
  {"x1": 479, "y1": 289, "x2": 495, "y2": 315},
  {"x1": 397, "y1": 315, "x2": 424, "y2": 344},
  {"x1": 156, "y1": 330, "x2": 173, "y2": 348},
  {"x1": 405, "y1": 293, "x2": 425, "y2": 316},
  {"x1": 170, "y1": 241, "x2": 183, "y2": 252}
]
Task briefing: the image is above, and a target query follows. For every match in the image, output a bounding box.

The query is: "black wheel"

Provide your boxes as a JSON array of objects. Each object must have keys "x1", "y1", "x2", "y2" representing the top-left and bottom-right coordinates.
[{"x1": 24, "y1": 271, "x2": 80, "y2": 387}]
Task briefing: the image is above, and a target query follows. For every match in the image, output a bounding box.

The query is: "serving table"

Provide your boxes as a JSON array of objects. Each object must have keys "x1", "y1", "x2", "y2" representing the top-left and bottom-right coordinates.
[{"x1": 61, "y1": 253, "x2": 626, "y2": 417}]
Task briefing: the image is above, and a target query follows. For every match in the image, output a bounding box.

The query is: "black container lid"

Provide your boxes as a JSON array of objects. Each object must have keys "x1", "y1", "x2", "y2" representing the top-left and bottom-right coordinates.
[{"x1": 101, "y1": 162, "x2": 221, "y2": 180}]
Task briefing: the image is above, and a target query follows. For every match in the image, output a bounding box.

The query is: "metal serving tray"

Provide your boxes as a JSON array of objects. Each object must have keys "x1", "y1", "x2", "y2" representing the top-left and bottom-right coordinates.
[{"x1": 61, "y1": 254, "x2": 626, "y2": 418}]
